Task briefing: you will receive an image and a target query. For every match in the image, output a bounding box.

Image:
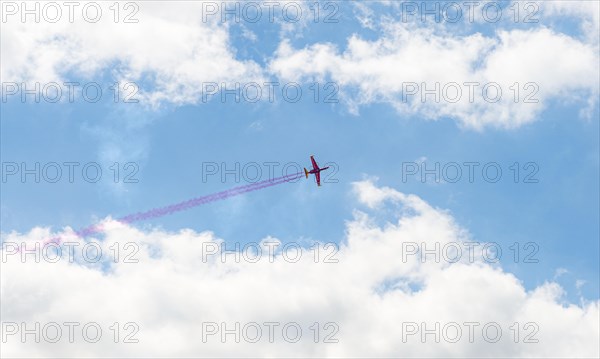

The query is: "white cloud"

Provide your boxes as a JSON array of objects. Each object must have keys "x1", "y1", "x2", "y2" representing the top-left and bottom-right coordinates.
[
  {"x1": 269, "y1": 22, "x2": 599, "y2": 130},
  {"x1": 1, "y1": 1, "x2": 266, "y2": 107},
  {"x1": 3, "y1": 1, "x2": 598, "y2": 127},
  {"x1": 2, "y1": 180, "x2": 598, "y2": 357}
]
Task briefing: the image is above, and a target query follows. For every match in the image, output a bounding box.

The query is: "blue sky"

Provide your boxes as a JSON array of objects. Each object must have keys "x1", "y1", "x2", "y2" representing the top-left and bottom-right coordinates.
[
  {"x1": 3, "y1": 79, "x2": 598, "y2": 298},
  {"x1": 2, "y1": 1, "x2": 599, "y2": 297},
  {"x1": 1, "y1": 2, "x2": 599, "y2": 356}
]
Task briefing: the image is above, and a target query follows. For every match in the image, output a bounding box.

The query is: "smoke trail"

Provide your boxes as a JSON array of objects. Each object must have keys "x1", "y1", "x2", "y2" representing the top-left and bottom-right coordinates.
[
  {"x1": 116, "y1": 172, "x2": 301, "y2": 225},
  {"x1": 41, "y1": 172, "x2": 303, "y2": 246}
]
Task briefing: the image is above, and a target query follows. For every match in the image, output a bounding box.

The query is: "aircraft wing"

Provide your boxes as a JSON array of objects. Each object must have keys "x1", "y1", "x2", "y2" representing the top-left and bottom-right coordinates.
[
  {"x1": 310, "y1": 155, "x2": 319, "y2": 171},
  {"x1": 315, "y1": 171, "x2": 321, "y2": 186}
]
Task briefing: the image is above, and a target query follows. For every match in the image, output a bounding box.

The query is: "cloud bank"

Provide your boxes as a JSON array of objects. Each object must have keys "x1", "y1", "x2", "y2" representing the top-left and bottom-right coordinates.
[
  {"x1": 2, "y1": 180, "x2": 598, "y2": 357},
  {"x1": 2, "y1": 1, "x2": 598, "y2": 128},
  {"x1": 269, "y1": 23, "x2": 599, "y2": 129}
]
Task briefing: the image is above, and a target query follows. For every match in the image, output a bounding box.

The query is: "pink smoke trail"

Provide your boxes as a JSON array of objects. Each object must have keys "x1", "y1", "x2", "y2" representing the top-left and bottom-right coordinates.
[{"x1": 39, "y1": 172, "x2": 303, "y2": 247}]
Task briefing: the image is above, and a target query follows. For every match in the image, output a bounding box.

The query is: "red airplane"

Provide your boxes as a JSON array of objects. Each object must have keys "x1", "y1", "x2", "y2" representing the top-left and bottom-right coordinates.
[{"x1": 304, "y1": 155, "x2": 329, "y2": 187}]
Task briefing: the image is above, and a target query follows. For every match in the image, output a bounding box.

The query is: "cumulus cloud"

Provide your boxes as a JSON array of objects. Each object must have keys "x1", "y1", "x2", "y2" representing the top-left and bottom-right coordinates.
[
  {"x1": 269, "y1": 21, "x2": 599, "y2": 129},
  {"x1": 3, "y1": 1, "x2": 598, "y2": 127},
  {"x1": 1, "y1": 1, "x2": 265, "y2": 107},
  {"x1": 2, "y1": 180, "x2": 598, "y2": 357}
]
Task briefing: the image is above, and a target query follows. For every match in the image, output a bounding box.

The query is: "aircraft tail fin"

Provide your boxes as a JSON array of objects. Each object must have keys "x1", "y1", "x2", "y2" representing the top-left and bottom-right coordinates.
[{"x1": 304, "y1": 168, "x2": 309, "y2": 178}]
